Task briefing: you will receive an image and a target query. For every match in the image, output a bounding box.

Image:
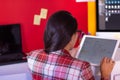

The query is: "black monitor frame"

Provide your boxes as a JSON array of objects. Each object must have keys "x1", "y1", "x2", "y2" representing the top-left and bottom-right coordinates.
[
  {"x1": 96, "y1": 0, "x2": 120, "y2": 32},
  {"x1": 0, "y1": 24, "x2": 26, "y2": 65}
]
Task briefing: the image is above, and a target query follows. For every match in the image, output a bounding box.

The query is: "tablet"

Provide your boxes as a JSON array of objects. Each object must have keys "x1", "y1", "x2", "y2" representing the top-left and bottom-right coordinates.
[{"x1": 76, "y1": 35, "x2": 119, "y2": 66}]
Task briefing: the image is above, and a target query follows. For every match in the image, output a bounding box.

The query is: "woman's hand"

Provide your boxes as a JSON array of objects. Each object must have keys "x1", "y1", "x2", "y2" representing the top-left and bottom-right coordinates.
[{"x1": 100, "y1": 57, "x2": 115, "y2": 79}]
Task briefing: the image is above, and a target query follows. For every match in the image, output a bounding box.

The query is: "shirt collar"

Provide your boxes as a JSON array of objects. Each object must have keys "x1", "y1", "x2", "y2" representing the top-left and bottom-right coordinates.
[{"x1": 50, "y1": 49, "x2": 71, "y2": 57}]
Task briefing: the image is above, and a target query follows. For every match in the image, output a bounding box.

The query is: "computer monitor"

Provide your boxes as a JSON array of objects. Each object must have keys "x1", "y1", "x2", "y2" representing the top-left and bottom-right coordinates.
[
  {"x1": 0, "y1": 24, "x2": 25, "y2": 65},
  {"x1": 96, "y1": 0, "x2": 120, "y2": 41}
]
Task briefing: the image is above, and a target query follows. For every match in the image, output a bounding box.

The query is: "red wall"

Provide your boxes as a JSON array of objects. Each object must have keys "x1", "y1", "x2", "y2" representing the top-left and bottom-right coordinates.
[{"x1": 0, "y1": 0, "x2": 88, "y2": 53}]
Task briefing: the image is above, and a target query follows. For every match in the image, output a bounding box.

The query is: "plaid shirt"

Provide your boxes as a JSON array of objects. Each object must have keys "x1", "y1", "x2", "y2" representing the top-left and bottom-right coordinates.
[{"x1": 27, "y1": 49, "x2": 95, "y2": 80}]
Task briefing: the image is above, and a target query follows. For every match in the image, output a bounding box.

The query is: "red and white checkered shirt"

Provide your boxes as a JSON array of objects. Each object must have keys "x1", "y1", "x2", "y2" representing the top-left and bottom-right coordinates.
[{"x1": 27, "y1": 49, "x2": 95, "y2": 80}]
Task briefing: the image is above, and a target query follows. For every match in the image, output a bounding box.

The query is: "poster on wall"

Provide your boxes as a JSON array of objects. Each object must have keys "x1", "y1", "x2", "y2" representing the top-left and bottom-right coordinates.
[
  {"x1": 33, "y1": 8, "x2": 48, "y2": 25},
  {"x1": 76, "y1": 0, "x2": 95, "y2": 2}
]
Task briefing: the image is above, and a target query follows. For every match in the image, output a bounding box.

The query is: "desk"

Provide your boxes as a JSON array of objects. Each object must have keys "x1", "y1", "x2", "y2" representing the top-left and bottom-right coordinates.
[
  {"x1": 0, "y1": 62, "x2": 32, "y2": 80},
  {"x1": 111, "y1": 61, "x2": 120, "y2": 80}
]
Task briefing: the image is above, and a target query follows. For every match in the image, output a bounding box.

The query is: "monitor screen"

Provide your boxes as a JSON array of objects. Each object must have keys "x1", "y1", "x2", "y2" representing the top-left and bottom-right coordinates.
[
  {"x1": 97, "y1": 0, "x2": 120, "y2": 31},
  {"x1": 0, "y1": 24, "x2": 25, "y2": 65}
]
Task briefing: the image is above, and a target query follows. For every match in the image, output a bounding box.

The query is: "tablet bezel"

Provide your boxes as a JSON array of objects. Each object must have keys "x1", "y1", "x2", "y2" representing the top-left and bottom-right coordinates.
[{"x1": 76, "y1": 35, "x2": 119, "y2": 66}]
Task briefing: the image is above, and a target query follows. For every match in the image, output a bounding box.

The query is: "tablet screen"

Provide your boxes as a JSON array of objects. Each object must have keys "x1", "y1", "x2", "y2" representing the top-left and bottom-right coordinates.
[{"x1": 77, "y1": 36, "x2": 119, "y2": 66}]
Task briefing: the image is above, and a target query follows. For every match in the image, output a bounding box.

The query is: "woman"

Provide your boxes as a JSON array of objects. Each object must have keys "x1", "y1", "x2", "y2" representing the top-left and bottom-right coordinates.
[{"x1": 27, "y1": 11, "x2": 115, "y2": 80}]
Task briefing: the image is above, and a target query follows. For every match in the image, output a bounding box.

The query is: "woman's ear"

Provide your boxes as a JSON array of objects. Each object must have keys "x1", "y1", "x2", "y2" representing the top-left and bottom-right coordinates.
[{"x1": 64, "y1": 32, "x2": 78, "y2": 51}]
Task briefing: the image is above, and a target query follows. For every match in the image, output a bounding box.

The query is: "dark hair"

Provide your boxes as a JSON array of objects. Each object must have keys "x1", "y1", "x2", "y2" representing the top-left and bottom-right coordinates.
[{"x1": 44, "y1": 10, "x2": 77, "y2": 53}]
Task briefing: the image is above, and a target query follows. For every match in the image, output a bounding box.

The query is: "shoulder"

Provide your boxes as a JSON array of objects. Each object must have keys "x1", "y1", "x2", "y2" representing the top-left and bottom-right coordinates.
[
  {"x1": 27, "y1": 49, "x2": 46, "y2": 70},
  {"x1": 27, "y1": 49, "x2": 45, "y2": 57}
]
